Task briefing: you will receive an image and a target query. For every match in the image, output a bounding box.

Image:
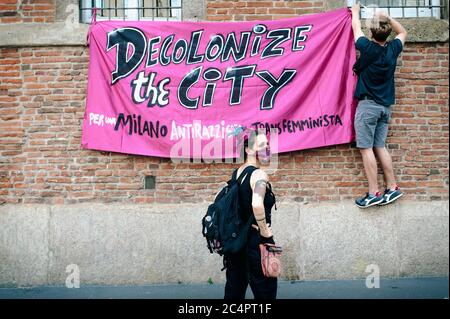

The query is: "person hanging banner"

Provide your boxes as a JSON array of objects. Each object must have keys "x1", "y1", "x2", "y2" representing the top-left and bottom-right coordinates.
[{"x1": 81, "y1": 7, "x2": 357, "y2": 159}]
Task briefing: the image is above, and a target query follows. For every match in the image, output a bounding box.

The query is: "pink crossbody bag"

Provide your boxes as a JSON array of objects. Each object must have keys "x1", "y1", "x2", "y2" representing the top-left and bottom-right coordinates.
[{"x1": 259, "y1": 243, "x2": 283, "y2": 278}]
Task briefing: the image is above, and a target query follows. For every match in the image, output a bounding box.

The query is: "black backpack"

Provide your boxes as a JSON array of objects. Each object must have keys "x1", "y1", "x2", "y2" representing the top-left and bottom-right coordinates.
[{"x1": 202, "y1": 166, "x2": 258, "y2": 256}]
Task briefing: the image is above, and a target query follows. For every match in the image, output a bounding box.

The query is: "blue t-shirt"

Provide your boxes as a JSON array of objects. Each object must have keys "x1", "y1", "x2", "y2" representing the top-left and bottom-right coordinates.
[{"x1": 354, "y1": 36, "x2": 403, "y2": 107}]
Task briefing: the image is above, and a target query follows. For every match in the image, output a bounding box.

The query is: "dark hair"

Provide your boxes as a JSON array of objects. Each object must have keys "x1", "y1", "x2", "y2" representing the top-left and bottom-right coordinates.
[
  {"x1": 370, "y1": 16, "x2": 392, "y2": 42},
  {"x1": 240, "y1": 128, "x2": 266, "y2": 162}
]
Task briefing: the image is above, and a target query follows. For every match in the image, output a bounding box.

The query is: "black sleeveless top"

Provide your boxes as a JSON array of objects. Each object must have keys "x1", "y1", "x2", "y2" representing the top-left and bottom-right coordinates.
[{"x1": 235, "y1": 165, "x2": 276, "y2": 225}]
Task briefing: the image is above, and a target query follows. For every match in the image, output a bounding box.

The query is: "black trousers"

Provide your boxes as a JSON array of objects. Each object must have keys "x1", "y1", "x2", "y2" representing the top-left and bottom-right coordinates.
[{"x1": 224, "y1": 227, "x2": 277, "y2": 299}]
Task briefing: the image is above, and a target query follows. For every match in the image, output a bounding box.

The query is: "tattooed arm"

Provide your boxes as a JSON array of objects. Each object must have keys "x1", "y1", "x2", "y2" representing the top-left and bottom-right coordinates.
[{"x1": 250, "y1": 169, "x2": 272, "y2": 238}]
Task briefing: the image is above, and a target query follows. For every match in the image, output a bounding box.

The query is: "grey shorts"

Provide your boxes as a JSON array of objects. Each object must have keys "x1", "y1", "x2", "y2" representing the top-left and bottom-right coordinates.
[{"x1": 354, "y1": 99, "x2": 391, "y2": 149}]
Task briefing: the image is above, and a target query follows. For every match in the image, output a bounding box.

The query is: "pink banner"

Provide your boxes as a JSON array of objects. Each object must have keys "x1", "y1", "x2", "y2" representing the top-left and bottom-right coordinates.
[{"x1": 81, "y1": 8, "x2": 357, "y2": 159}]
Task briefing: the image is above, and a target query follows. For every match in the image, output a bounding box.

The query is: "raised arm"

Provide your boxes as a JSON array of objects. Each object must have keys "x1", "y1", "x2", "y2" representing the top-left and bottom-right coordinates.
[
  {"x1": 377, "y1": 11, "x2": 407, "y2": 46},
  {"x1": 351, "y1": 2, "x2": 365, "y2": 42},
  {"x1": 389, "y1": 17, "x2": 407, "y2": 46}
]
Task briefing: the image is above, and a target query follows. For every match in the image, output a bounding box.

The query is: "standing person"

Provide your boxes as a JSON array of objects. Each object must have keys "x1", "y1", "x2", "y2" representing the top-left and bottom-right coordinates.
[
  {"x1": 224, "y1": 128, "x2": 277, "y2": 299},
  {"x1": 351, "y1": 2, "x2": 406, "y2": 208}
]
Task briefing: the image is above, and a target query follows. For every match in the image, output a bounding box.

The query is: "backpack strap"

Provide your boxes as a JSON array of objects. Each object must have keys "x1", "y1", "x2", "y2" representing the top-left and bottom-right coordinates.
[
  {"x1": 267, "y1": 181, "x2": 277, "y2": 211},
  {"x1": 231, "y1": 168, "x2": 238, "y2": 181},
  {"x1": 236, "y1": 165, "x2": 257, "y2": 185}
]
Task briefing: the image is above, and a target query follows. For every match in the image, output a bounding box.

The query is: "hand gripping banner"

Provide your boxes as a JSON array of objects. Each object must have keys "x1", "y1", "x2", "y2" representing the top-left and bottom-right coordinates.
[{"x1": 81, "y1": 8, "x2": 357, "y2": 159}]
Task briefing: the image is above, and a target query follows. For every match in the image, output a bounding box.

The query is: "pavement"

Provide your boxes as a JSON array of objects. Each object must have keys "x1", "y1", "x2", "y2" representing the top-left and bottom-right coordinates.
[{"x1": 0, "y1": 277, "x2": 448, "y2": 299}]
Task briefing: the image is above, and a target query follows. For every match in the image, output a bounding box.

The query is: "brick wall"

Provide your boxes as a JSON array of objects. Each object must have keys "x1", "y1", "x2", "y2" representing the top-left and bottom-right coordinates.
[
  {"x1": 207, "y1": 1, "x2": 324, "y2": 21},
  {"x1": 0, "y1": 0, "x2": 448, "y2": 205},
  {"x1": 0, "y1": 0, "x2": 55, "y2": 24}
]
